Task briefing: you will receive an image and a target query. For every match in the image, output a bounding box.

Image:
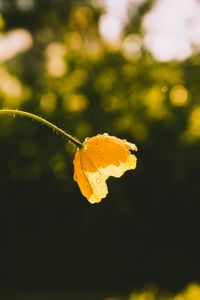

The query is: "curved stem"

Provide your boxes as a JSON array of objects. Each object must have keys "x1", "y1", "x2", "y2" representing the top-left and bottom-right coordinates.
[{"x1": 0, "y1": 109, "x2": 83, "y2": 148}]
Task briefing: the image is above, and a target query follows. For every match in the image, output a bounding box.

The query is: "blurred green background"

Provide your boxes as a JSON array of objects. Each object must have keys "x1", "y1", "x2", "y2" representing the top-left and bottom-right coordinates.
[{"x1": 0, "y1": 0, "x2": 200, "y2": 299}]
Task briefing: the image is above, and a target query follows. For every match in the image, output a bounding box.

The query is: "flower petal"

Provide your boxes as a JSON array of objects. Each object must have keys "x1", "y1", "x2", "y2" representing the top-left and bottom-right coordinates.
[
  {"x1": 84, "y1": 133, "x2": 137, "y2": 171},
  {"x1": 73, "y1": 133, "x2": 138, "y2": 204},
  {"x1": 73, "y1": 151, "x2": 93, "y2": 201},
  {"x1": 80, "y1": 150, "x2": 108, "y2": 203},
  {"x1": 84, "y1": 144, "x2": 137, "y2": 180}
]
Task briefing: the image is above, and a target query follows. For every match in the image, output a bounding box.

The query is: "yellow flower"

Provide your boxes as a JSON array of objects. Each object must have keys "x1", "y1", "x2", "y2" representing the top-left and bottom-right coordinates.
[{"x1": 73, "y1": 133, "x2": 137, "y2": 203}]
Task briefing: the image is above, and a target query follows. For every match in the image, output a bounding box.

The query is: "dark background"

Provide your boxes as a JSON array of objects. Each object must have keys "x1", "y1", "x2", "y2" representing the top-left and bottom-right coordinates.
[{"x1": 0, "y1": 0, "x2": 200, "y2": 299}]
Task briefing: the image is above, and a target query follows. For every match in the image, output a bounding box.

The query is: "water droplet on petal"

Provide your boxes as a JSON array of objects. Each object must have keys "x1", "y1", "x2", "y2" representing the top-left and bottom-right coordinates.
[{"x1": 96, "y1": 178, "x2": 101, "y2": 183}]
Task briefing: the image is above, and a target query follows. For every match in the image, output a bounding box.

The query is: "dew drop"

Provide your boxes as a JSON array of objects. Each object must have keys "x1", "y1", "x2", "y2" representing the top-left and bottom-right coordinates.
[{"x1": 96, "y1": 178, "x2": 101, "y2": 184}]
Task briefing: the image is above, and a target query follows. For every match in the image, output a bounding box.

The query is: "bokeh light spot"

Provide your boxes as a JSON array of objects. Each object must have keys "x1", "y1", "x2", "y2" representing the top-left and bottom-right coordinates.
[
  {"x1": 45, "y1": 42, "x2": 67, "y2": 77},
  {"x1": 144, "y1": 87, "x2": 167, "y2": 119},
  {"x1": 99, "y1": 14, "x2": 122, "y2": 44},
  {"x1": 161, "y1": 86, "x2": 168, "y2": 93},
  {"x1": 184, "y1": 106, "x2": 200, "y2": 142},
  {"x1": 170, "y1": 85, "x2": 188, "y2": 106},
  {"x1": 122, "y1": 34, "x2": 141, "y2": 60},
  {"x1": 0, "y1": 29, "x2": 33, "y2": 62},
  {"x1": 16, "y1": 0, "x2": 35, "y2": 11},
  {"x1": 0, "y1": 67, "x2": 30, "y2": 107},
  {"x1": 73, "y1": 6, "x2": 93, "y2": 28},
  {"x1": 63, "y1": 94, "x2": 88, "y2": 112},
  {"x1": 40, "y1": 92, "x2": 57, "y2": 114}
]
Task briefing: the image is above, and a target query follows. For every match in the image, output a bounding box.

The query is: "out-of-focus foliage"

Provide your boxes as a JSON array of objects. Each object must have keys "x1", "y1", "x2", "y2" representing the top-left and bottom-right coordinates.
[
  {"x1": 1, "y1": 282, "x2": 200, "y2": 299},
  {"x1": 105, "y1": 283, "x2": 200, "y2": 300},
  {"x1": 0, "y1": 0, "x2": 200, "y2": 296}
]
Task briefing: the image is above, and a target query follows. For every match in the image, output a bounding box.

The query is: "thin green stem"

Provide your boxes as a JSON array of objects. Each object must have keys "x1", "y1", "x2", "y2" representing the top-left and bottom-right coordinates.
[{"x1": 0, "y1": 109, "x2": 83, "y2": 148}]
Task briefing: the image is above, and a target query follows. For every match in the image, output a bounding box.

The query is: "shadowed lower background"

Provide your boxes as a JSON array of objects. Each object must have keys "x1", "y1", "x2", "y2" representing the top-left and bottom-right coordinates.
[{"x1": 0, "y1": 0, "x2": 200, "y2": 299}]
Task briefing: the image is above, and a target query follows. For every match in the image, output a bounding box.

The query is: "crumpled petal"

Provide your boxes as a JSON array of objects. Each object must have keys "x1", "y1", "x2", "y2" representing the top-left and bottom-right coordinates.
[{"x1": 73, "y1": 133, "x2": 137, "y2": 203}]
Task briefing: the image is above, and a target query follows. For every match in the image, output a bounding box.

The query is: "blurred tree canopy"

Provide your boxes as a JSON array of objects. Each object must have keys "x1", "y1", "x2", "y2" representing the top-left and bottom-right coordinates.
[{"x1": 0, "y1": 0, "x2": 200, "y2": 297}]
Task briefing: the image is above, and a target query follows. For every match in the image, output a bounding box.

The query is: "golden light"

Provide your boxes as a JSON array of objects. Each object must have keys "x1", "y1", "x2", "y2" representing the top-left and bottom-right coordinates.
[
  {"x1": 63, "y1": 94, "x2": 88, "y2": 112},
  {"x1": 73, "y1": 6, "x2": 93, "y2": 28},
  {"x1": 45, "y1": 42, "x2": 67, "y2": 77},
  {"x1": 130, "y1": 291, "x2": 154, "y2": 300},
  {"x1": 184, "y1": 106, "x2": 200, "y2": 142},
  {"x1": 161, "y1": 86, "x2": 168, "y2": 93},
  {"x1": 103, "y1": 283, "x2": 200, "y2": 299},
  {"x1": 170, "y1": 85, "x2": 188, "y2": 106},
  {"x1": 175, "y1": 283, "x2": 200, "y2": 300},
  {"x1": 0, "y1": 14, "x2": 5, "y2": 30},
  {"x1": 64, "y1": 32, "x2": 82, "y2": 50},
  {"x1": 174, "y1": 296, "x2": 185, "y2": 300},
  {"x1": 184, "y1": 283, "x2": 200, "y2": 300},
  {"x1": 70, "y1": 69, "x2": 88, "y2": 88},
  {"x1": 143, "y1": 87, "x2": 166, "y2": 119},
  {"x1": 0, "y1": 67, "x2": 29, "y2": 107}
]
